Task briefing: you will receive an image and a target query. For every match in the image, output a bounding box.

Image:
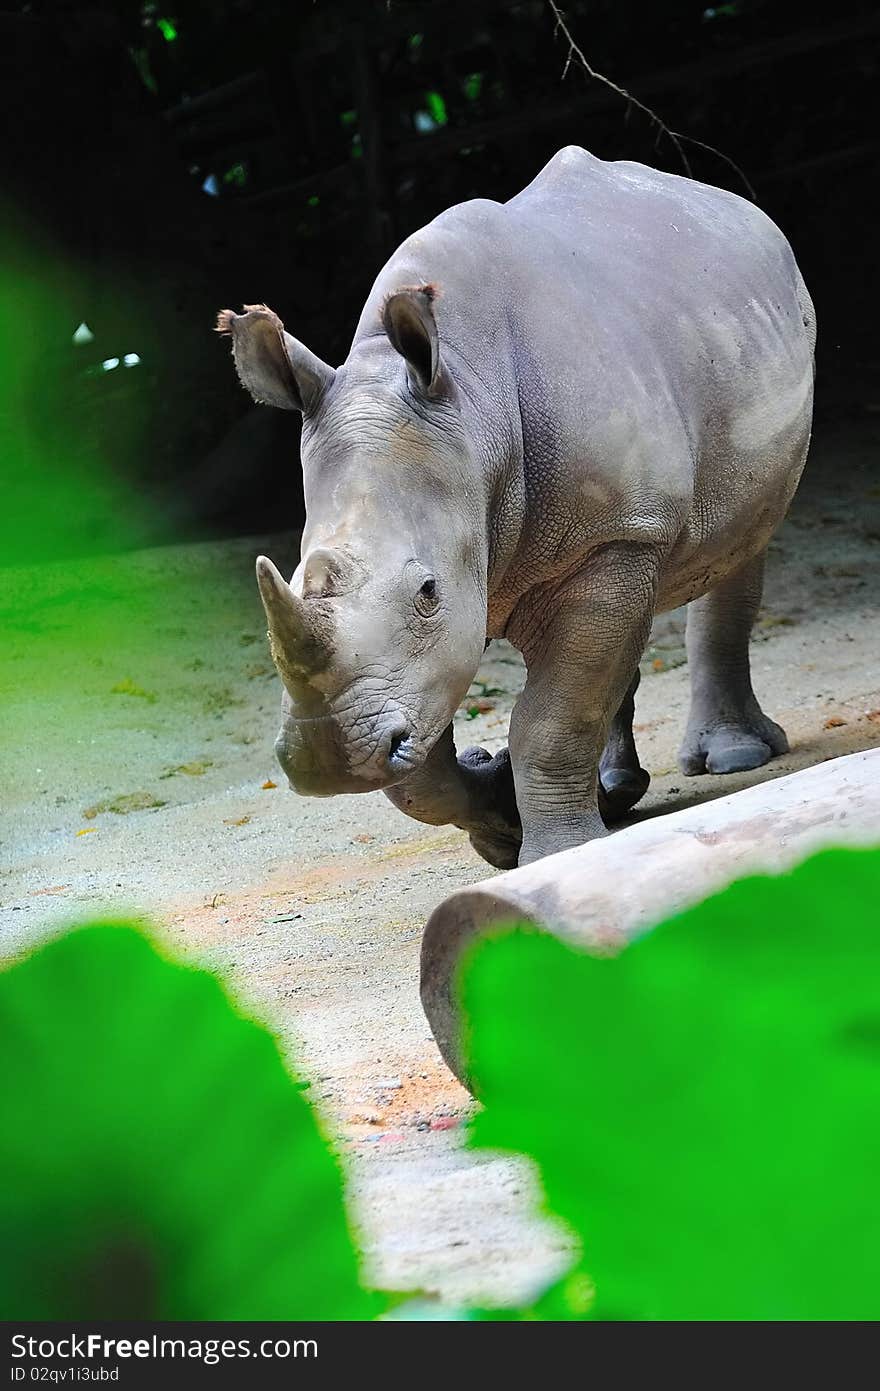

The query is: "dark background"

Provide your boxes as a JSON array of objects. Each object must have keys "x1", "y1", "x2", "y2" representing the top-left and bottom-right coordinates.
[{"x1": 3, "y1": 0, "x2": 878, "y2": 550}]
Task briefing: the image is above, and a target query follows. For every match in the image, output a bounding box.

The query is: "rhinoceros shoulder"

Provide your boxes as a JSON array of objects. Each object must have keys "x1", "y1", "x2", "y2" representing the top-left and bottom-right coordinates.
[{"x1": 509, "y1": 145, "x2": 783, "y2": 250}]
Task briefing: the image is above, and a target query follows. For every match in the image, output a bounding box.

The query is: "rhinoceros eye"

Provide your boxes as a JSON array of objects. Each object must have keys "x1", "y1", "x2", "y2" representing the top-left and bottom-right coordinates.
[{"x1": 415, "y1": 576, "x2": 439, "y2": 616}]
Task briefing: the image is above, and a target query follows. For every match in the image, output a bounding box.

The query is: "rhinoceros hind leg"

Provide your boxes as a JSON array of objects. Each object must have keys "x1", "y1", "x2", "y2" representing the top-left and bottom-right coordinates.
[
  {"x1": 598, "y1": 669, "x2": 650, "y2": 820},
  {"x1": 679, "y1": 549, "x2": 789, "y2": 777},
  {"x1": 679, "y1": 718, "x2": 788, "y2": 776}
]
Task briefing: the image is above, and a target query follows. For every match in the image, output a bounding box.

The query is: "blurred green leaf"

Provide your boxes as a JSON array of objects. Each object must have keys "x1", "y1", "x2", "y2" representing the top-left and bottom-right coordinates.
[
  {"x1": 464, "y1": 847, "x2": 880, "y2": 1320},
  {"x1": 0, "y1": 228, "x2": 152, "y2": 565},
  {"x1": 0, "y1": 924, "x2": 379, "y2": 1319},
  {"x1": 463, "y1": 72, "x2": 483, "y2": 101},
  {"x1": 222, "y1": 161, "x2": 247, "y2": 187},
  {"x1": 129, "y1": 45, "x2": 158, "y2": 94},
  {"x1": 425, "y1": 91, "x2": 448, "y2": 126}
]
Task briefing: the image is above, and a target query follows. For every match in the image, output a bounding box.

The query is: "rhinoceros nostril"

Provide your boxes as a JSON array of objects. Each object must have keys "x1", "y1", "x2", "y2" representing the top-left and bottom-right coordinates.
[{"x1": 387, "y1": 726, "x2": 414, "y2": 768}]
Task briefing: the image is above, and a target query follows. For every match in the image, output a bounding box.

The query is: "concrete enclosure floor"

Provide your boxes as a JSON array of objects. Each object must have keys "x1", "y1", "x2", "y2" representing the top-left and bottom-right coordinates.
[{"x1": 2, "y1": 413, "x2": 879, "y2": 1307}]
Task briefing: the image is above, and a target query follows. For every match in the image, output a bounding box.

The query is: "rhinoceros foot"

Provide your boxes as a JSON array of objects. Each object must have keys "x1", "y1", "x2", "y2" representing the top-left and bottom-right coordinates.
[
  {"x1": 457, "y1": 745, "x2": 523, "y2": 869},
  {"x1": 678, "y1": 711, "x2": 789, "y2": 777},
  {"x1": 466, "y1": 824, "x2": 522, "y2": 871},
  {"x1": 598, "y1": 764, "x2": 651, "y2": 822}
]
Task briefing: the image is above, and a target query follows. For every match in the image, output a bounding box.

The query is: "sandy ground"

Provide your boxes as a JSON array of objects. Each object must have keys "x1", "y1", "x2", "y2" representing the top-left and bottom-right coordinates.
[{"x1": 2, "y1": 413, "x2": 879, "y2": 1307}]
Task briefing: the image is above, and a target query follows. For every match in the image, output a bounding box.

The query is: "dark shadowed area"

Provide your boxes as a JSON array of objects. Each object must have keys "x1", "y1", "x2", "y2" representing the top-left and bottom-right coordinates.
[{"x1": 3, "y1": 0, "x2": 878, "y2": 551}]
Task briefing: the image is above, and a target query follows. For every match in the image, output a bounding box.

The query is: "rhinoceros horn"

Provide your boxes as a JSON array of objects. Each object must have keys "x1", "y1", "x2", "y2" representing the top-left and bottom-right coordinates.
[{"x1": 255, "y1": 555, "x2": 330, "y2": 691}]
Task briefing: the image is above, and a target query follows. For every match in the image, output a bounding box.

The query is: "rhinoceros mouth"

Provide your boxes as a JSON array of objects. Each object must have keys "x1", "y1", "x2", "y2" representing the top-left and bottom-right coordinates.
[{"x1": 274, "y1": 706, "x2": 426, "y2": 796}]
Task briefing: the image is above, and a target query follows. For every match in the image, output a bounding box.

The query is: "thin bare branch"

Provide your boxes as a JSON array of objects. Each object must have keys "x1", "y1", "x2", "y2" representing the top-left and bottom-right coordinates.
[
  {"x1": 546, "y1": 0, "x2": 757, "y2": 201},
  {"x1": 676, "y1": 132, "x2": 758, "y2": 201}
]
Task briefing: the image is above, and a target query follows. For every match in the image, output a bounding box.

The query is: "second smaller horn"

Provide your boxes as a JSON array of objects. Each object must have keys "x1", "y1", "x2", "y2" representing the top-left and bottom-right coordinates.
[{"x1": 255, "y1": 555, "x2": 331, "y2": 691}]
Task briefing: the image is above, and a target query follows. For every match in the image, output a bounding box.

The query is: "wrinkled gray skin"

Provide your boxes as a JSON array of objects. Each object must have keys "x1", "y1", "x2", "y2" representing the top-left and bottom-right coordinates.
[{"x1": 218, "y1": 146, "x2": 816, "y2": 868}]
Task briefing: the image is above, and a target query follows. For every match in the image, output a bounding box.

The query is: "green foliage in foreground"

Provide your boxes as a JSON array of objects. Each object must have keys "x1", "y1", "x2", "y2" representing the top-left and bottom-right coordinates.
[
  {"x1": 463, "y1": 846, "x2": 880, "y2": 1320},
  {"x1": 1, "y1": 847, "x2": 877, "y2": 1320},
  {"x1": 0, "y1": 925, "x2": 378, "y2": 1320}
]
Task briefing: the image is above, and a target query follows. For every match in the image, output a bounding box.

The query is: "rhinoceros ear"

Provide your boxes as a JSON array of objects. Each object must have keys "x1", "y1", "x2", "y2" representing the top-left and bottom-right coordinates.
[
  {"x1": 381, "y1": 285, "x2": 441, "y2": 396},
  {"x1": 215, "y1": 304, "x2": 335, "y2": 414}
]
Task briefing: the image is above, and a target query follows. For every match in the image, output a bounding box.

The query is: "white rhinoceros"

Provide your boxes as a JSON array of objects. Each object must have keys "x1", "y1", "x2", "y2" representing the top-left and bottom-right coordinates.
[{"x1": 218, "y1": 146, "x2": 816, "y2": 867}]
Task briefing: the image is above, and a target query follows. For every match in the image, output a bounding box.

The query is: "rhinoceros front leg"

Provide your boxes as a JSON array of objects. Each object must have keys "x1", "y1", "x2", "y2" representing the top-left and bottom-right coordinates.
[
  {"x1": 679, "y1": 549, "x2": 788, "y2": 776},
  {"x1": 508, "y1": 544, "x2": 660, "y2": 865},
  {"x1": 383, "y1": 725, "x2": 522, "y2": 869}
]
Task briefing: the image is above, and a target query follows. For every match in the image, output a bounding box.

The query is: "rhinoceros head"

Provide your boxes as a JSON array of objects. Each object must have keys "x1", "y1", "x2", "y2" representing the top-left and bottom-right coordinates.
[{"x1": 216, "y1": 290, "x2": 487, "y2": 795}]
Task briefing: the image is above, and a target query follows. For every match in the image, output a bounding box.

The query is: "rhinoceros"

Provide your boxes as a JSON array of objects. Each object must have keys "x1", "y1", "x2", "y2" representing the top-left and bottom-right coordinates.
[{"x1": 217, "y1": 145, "x2": 816, "y2": 868}]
